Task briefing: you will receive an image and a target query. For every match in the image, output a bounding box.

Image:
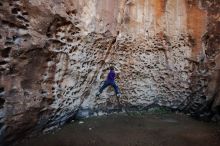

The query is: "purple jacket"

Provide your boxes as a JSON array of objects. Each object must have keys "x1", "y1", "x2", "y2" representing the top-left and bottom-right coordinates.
[{"x1": 106, "y1": 70, "x2": 116, "y2": 82}]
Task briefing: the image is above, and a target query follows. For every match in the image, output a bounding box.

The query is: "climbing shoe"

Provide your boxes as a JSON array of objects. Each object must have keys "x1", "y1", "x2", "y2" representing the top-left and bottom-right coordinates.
[
  {"x1": 116, "y1": 93, "x2": 121, "y2": 97},
  {"x1": 96, "y1": 92, "x2": 101, "y2": 97}
]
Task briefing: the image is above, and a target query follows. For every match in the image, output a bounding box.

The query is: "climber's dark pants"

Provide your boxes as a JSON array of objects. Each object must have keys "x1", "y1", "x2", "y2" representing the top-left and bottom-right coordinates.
[
  {"x1": 98, "y1": 81, "x2": 121, "y2": 109},
  {"x1": 99, "y1": 81, "x2": 120, "y2": 95}
]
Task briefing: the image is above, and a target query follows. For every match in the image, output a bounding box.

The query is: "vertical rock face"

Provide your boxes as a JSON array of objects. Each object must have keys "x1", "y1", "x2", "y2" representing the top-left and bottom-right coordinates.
[{"x1": 0, "y1": 0, "x2": 219, "y2": 144}]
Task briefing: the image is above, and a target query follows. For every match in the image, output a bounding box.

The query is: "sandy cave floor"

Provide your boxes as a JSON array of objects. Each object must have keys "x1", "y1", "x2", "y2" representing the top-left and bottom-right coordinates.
[{"x1": 15, "y1": 113, "x2": 220, "y2": 146}]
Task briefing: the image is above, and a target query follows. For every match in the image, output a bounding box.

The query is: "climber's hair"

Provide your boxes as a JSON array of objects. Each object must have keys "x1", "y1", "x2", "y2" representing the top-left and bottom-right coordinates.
[{"x1": 109, "y1": 66, "x2": 114, "y2": 70}]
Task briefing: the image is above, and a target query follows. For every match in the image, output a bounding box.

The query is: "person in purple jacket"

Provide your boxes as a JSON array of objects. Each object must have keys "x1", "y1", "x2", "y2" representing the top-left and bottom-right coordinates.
[{"x1": 96, "y1": 66, "x2": 121, "y2": 97}]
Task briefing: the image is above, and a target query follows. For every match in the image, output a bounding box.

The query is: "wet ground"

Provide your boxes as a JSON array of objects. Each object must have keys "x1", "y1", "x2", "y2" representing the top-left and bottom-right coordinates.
[{"x1": 15, "y1": 113, "x2": 220, "y2": 146}]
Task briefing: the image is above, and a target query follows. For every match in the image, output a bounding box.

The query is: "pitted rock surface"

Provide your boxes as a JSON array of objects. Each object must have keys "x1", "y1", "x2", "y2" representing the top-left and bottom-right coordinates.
[{"x1": 0, "y1": 0, "x2": 219, "y2": 144}]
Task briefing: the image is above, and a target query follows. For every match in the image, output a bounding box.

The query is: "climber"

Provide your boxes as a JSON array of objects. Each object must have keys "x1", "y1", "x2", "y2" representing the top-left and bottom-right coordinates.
[{"x1": 96, "y1": 66, "x2": 121, "y2": 98}]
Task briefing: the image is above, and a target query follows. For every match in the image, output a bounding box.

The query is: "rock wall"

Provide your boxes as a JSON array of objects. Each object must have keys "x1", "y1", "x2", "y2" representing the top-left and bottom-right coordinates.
[
  {"x1": 180, "y1": 0, "x2": 220, "y2": 121},
  {"x1": 0, "y1": 0, "x2": 219, "y2": 144}
]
